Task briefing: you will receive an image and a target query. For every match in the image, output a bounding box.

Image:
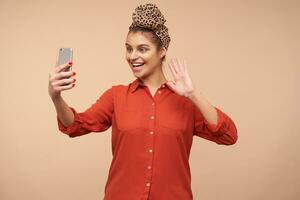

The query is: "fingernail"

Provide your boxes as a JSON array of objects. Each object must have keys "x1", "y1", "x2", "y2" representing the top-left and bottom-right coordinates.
[
  {"x1": 73, "y1": 78, "x2": 76, "y2": 82},
  {"x1": 68, "y1": 61, "x2": 73, "y2": 65},
  {"x1": 72, "y1": 72, "x2": 76, "y2": 76},
  {"x1": 72, "y1": 83, "x2": 75, "y2": 87}
]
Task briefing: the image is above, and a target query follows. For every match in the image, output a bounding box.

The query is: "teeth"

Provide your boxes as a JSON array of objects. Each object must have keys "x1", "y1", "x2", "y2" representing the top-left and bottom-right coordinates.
[{"x1": 132, "y1": 63, "x2": 144, "y2": 67}]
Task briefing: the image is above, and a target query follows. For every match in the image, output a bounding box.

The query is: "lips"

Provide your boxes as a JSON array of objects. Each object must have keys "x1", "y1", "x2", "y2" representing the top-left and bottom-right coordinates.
[{"x1": 131, "y1": 63, "x2": 144, "y2": 72}]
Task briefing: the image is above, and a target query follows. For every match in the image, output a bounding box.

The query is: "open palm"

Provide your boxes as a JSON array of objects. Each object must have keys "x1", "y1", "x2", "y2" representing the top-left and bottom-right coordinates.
[{"x1": 166, "y1": 58, "x2": 194, "y2": 97}]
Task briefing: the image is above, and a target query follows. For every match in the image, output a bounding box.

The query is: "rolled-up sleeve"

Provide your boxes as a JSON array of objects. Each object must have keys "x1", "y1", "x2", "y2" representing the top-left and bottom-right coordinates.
[
  {"x1": 193, "y1": 105, "x2": 238, "y2": 145},
  {"x1": 57, "y1": 87, "x2": 114, "y2": 138}
]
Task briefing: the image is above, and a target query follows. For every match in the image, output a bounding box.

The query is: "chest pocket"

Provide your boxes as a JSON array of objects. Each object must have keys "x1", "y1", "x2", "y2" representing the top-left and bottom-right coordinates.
[
  {"x1": 115, "y1": 107, "x2": 144, "y2": 131},
  {"x1": 156, "y1": 101, "x2": 189, "y2": 132}
]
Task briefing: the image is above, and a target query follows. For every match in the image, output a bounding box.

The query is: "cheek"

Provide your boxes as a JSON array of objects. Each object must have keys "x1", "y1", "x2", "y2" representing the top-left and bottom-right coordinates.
[
  {"x1": 125, "y1": 53, "x2": 130, "y2": 61},
  {"x1": 146, "y1": 54, "x2": 159, "y2": 64},
  {"x1": 143, "y1": 52, "x2": 155, "y2": 60}
]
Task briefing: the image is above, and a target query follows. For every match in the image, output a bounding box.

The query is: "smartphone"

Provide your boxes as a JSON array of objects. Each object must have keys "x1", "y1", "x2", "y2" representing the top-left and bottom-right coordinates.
[{"x1": 57, "y1": 48, "x2": 73, "y2": 72}]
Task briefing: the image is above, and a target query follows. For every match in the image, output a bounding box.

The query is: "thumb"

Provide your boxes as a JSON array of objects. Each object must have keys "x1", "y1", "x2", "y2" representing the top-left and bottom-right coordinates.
[{"x1": 166, "y1": 80, "x2": 176, "y2": 91}]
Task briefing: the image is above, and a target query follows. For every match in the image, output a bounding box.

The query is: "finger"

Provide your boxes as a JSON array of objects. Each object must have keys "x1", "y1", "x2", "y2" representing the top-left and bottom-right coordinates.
[
  {"x1": 57, "y1": 83, "x2": 75, "y2": 91},
  {"x1": 178, "y1": 58, "x2": 186, "y2": 73},
  {"x1": 49, "y1": 71, "x2": 75, "y2": 85},
  {"x1": 175, "y1": 58, "x2": 184, "y2": 72},
  {"x1": 166, "y1": 80, "x2": 176, "y2": 92},
  {"x1": 53, "y1": 71, "x2": 75, "y2": 81},
  {"x1": 168, "y1": 61, "x2": 177, "y2": 78},
  {"x1": 55, "y1": 60, "x2": 73, "y2": 73},
  {"x1": 172, "y1": 58, "x2": 180, "y2": 73},
  {"x1": 183, "y1": 59, "x2": 188, "y2": 74},
  {"x1": 170, "y1": 58, "x2": 177, "y2": 73},
  {"x1": 52, "y1": 77, "x2": 76, "y2": 87}
]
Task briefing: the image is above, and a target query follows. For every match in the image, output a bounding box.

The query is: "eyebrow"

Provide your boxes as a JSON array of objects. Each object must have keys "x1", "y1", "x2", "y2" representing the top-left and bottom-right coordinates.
[{"x1": 125, "y1": 43, "x2": 150, "y2": 47}]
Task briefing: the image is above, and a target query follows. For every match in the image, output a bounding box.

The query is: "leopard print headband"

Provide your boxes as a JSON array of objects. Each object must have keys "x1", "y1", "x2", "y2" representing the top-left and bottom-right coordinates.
[{"x1": 129, "y1": 3, "x2": 171, "y2": 50}]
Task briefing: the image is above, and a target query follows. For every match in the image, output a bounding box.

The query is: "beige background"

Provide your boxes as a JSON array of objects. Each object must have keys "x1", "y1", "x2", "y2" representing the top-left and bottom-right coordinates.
[{"x1": 0, "y1": 0, "x2": 299, "y2": 199}]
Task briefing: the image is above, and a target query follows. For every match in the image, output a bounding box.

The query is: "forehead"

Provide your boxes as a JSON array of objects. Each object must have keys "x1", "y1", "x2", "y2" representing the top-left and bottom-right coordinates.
[{"x1": 125, "y1": 32, "x2": 154, "y2": 47}]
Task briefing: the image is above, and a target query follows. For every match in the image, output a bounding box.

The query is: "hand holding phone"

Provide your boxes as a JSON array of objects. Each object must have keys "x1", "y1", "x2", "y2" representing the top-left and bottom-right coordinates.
[{"x1": 48, "y1": 48, "x2": 76, "y2": 100}]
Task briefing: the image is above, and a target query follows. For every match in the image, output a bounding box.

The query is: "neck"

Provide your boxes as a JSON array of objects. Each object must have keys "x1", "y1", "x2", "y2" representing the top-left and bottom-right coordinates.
[{"x1": 139, "y1": 66, "x2": 167, "y2": 88}]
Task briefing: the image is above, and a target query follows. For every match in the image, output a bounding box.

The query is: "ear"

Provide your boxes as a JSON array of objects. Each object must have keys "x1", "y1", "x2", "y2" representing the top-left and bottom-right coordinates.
[{"x1": 159, "y1": 47, "x2": 167, "y2": 59}]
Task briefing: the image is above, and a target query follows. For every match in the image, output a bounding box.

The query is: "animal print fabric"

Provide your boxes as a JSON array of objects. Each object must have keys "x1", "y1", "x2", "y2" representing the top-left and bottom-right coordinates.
[{"x1": 129, "y1": 3, "x2": 171, "y2": 50}]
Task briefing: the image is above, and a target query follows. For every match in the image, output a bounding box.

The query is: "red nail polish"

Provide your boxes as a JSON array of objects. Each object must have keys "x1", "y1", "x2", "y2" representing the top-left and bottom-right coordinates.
[
  {"x1": 72, "y1": 72, "x2": 76, "y2": 76},
  {"x1": 72, "y1": 83, "x2": 75, "y2": 87},
  {"x1": 68, "y1": 61, "x2": 73, "y2": 65},
  {"x1": 73, "y1": 78, "x2": 76, "y2": 82}
]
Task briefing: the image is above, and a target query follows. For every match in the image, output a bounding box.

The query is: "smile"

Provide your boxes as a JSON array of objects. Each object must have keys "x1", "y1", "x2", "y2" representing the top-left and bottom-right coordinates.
[{"x1": 132, "y1": 63, "x2": 145, "y2": 67}]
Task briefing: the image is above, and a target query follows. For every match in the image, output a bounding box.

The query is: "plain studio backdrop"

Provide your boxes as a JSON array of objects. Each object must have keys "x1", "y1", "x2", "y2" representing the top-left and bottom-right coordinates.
[{"x1": 0, "y1": 0, "x2": 299, "y2": 199}]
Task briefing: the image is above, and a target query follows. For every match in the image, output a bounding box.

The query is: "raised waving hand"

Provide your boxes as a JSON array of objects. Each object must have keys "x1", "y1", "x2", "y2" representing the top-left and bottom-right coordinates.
[{"x1": 166, "y1": 58, "x2": 195, "y2": 97}]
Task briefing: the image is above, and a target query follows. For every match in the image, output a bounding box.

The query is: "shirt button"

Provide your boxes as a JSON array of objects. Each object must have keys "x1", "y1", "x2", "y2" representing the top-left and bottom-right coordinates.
[
  {"x1": 158, "y1": 90, "x2": 161, "y2": 94},
  {"x1": 152, "y1": 102, "x2": 155, "y2": 106},
  {"x1": 150, "y1": 131, "x2": 154, "y2": 135},
  {"x1": 149, "y1": 149, "x2": 153, "y2": 153},
  {"x1": 146, "y1": 183, "x2": 151, "y2": 187},
  {"x1": 148, "y1": 165, "x2": 152, "y2": 169},
  {"x1": 151, "y1": 116, "x2": 154, "y2": 119}
]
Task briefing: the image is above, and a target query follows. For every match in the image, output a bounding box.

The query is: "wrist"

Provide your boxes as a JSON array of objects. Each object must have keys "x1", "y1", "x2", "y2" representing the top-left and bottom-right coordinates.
[
  {"x1": 185, "y1": 90, "x2": 196, "y2": 99},
  {"x1": 51, "y1": 94, "x2": 62, "y2": 103}
]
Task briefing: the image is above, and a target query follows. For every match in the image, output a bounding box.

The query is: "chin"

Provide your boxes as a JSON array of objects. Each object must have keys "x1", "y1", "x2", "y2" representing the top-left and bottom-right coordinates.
[
  {"x1": 133, "y1": 73, "x2": 143, "y2": 78},
  {"x1": 132, "y1": 71, "x2": 146, "y2": 79}
]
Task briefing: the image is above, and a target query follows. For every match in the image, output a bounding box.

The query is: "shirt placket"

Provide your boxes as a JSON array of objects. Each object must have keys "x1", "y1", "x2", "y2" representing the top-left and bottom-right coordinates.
[{"x1": 142, "y1": 84, "x2": 166, "y2": 199}]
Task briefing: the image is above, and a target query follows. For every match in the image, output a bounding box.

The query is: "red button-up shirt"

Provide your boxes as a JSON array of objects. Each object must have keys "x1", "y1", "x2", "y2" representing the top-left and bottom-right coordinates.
[{"x1": 57, "y1": 78, "x2": 238, "y2": 200}]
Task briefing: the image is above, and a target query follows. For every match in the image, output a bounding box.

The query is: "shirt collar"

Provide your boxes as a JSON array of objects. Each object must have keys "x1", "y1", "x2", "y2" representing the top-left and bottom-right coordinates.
[
  {"x1": 129, "y1": 78, "x2": 143, "y2": 93},
  {"x1": 130, "y1": 78, "x2": 173, "y2": 93}
]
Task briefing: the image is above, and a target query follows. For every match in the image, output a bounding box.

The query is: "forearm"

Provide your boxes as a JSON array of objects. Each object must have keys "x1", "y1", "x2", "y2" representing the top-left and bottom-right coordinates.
[
  {"x1": 186, "y1": 91, "x2": 218, "y2": 125},
  {"x1": 52, "y1": 96, "x2": 74, "y2": 128}
]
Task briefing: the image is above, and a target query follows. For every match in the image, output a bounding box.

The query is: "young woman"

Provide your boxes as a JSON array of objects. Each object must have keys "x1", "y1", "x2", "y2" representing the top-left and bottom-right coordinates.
[{"x1": 48, "y1": 3, "x2": 238, "y2": 200}]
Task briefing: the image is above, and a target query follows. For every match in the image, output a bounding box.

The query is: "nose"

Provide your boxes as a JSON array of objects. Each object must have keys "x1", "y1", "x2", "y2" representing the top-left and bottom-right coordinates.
[{"x1": 130, "y1": 50, "x2": 139, "y2": 60}]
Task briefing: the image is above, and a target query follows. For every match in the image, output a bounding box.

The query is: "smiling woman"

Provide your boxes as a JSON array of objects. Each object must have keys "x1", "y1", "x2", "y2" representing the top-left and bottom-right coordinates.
[
  {"x1": 49, "y1": 2, "x2": 238, "y2": 200},
  {"x1": 124, "y1": 3, "x2": 171, "y2": 86}
]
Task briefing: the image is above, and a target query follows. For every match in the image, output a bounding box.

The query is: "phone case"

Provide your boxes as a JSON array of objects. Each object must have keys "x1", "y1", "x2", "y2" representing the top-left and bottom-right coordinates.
[{"x1": 57, "y1": 48, "x2": 73, "y2": 72}]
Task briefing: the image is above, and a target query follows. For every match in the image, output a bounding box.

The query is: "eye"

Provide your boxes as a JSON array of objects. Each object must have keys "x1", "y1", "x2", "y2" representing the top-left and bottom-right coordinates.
[
  {"x1": 126, "y1": 47, "x2": 132, "y2": 53},
  {"x1": 139, "y1": 47, "x2": 148, "y2": 53}
]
